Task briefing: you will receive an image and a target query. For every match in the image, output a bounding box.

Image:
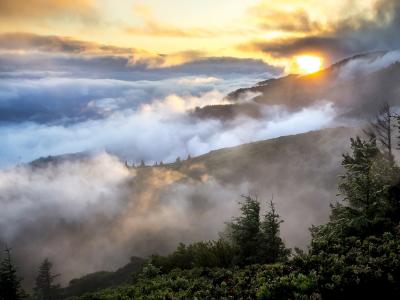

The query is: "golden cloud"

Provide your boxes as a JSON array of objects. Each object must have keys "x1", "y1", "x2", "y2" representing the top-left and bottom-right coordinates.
[
  {"x1": 124, "y1": 4, "x2": 216, "y2": 38},
  {"x1": 0, "y1": 0, "x2": 97, "y2": 21}
]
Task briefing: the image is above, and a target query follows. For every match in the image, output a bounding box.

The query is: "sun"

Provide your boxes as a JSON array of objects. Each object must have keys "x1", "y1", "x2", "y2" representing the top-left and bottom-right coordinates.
[{"x1": 294, "y1": 55, "x2": 323, "y2": 74}]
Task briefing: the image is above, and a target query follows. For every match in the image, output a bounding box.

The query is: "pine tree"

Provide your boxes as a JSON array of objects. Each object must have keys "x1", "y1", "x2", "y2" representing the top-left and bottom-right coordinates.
[
  {"x1": 0, "y1": 246, "x2": 24, "y2": 300},
  {"x1": 33, "y1": 259, "x2": 60, "y2": 300},
  {"x1": 228, "y1": 195, "x2": 261, "y2": 265},
  {"x1": 259, "y1": 200, "x2": 290, "y2": 263},
  {"x1": 139, "y1": 160, "x2": 145, "y2": 167},
  {"x1": 339, "y1": 136, "x2": 398, "y2": 235}
]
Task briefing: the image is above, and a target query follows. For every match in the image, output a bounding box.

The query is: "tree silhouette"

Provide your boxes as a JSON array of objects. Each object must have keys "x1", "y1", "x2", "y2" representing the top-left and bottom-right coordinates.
[
  {"x1": 33, "y1": 258, "x2": 60, "y2": 300},
  {"x1": 228, "y1": 195, "x2": 261, "y2": 265},
  {"x1": 0, "y1": 246, "x2": 24, "y2": 300},
  {"x1": 365, "y1": 103, "x2": 395, "y2": 163},
  {"x1": 259, "y1": 200, "x2": 290, "y2": 263}
]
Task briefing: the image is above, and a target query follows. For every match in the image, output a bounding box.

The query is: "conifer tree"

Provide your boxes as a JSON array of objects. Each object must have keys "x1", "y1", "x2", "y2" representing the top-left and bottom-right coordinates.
[
  {"x1": 259, "y1": 200, "x2": 290, "y2": 263},
  {"x1": 228, "y1": 195, "x2": 261, "y2": 265},
  {"x1": 338, "y1": 136, "x2": 398, "y2": 235},
  {"x1": 140, "y1": 160, "x2": 145, "y2": 167},
  {"x1": 33, "y1": 258, "x2": 60, "y2": 300},
  {"x1": 0, "y1": 246, "x2": 24, "y2": 300}
]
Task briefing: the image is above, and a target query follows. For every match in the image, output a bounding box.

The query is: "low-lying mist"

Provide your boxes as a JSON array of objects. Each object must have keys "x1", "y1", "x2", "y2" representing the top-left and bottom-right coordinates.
[
  {"x1": 0, "y1": 94, "x2": 336, "y2": 168},
  {"x1": 0, "y1": 126, "x2": 356, "y2": 288}
]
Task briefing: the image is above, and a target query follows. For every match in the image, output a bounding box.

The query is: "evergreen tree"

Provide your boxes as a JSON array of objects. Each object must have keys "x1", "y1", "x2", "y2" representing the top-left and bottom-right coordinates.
[
  {"x1": 33, "y1": 259, "x2": 60, "y2": 300},
  {"x1": 228, "y1": 195, "x2": 261, "y2": 265},
  {"x1": 331, "y1": 135, "x2": 398, "y2": 237},
  {"x1": 0, "y1": 246, "x2": 24, "y2": 300},
  {"x1": 139, "y1": 160, "x2": 145, "y2": 167},
  {"x1": 259, "y1": 201, "x2": 290, "y2": 263}
]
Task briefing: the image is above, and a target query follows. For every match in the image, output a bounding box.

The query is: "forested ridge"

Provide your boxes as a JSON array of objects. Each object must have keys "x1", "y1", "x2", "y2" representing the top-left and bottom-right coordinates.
[{"x1": 1, "y1": 106, "x2": 400, "y2": 299}]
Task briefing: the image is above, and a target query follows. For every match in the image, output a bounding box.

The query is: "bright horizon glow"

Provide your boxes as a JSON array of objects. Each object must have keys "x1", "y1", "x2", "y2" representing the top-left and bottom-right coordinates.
[
  {"x1": 0, "y1": 0, "x2": 382, "y2": 73},
  {"x1": 295, "y1": 55, "x2": 323, "y2": 74}
]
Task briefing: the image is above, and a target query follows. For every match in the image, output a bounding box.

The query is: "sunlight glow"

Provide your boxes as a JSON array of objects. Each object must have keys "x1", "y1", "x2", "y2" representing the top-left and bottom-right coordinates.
[{"x1": 295, "y1": 55, "x2": 323, "y2": 74}]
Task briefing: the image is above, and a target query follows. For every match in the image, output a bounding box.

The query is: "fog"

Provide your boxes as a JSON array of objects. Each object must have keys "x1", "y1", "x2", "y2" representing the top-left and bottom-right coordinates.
[
  {"x1": 0, "y1": 153, "x2": 244, "y2": 286},
  {"x1": 0, "y1": 125, "x2": 354, "y2": 287}
]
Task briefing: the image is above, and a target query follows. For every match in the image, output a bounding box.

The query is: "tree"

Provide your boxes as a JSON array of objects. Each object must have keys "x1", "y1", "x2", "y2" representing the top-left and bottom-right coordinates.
[
  {"x1": 139, "y1": 160, "x2": 145, "y2": 167},
  {"x1": 318, "y1": 134, "x2": 398, "y2": 239},
  {"x1": 33, "y1": 258, "x2": 60, "y2": 300},
  {"x1": 0, "y1": 246, "x2": 24, "y2": 300},
  {"x1": 365, "y1": 102, "x2": 394, "y2": 163},
  {"x1": 175, "y1": 157, "x2": 181, "y2": 164},
  {"x1": 228, "y1": 195, "x2": 261, "y2": 265},
  {"x1": 259, "y1": 200, "x2": 290, "y2": 263}
]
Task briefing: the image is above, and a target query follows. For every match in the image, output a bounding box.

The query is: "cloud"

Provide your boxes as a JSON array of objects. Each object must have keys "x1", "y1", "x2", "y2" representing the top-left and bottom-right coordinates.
[
  {"x1": 240, "y1": 0, "x2": 400, "y2": 63},
  {"x1": 0, "y1": 32, "x2": 283, "y2": 71},
  {"x1": 0, "y1": 71, "x2": 274, "y2": 124},
  {"x1": 0, "y1": 32, "x2": 134, "y2": 55},
  {"x1": 0, "y1": 95, "x2": 336, "y2": 168},
  {"x1": 249, "y1": 6, "x2": 322, "y2": 33},
  {"x1": 0, "y1": 126, "x2": 355, "y2": 287},
  {"x1": 337, "y1": 50, "x2": 400, "y2": 80},
  {"x1": 0, "y1": 0, "x2": 95, "y2": 18},
  {"x1": 0, "y1": 0, "x2": 97, "y2": 22},
  {"x1": 124, "y1": 4, "x2": 217, "y2": 38},
  {"x1": 0, "y1": 153, "x2": 244, "y2": 286}
]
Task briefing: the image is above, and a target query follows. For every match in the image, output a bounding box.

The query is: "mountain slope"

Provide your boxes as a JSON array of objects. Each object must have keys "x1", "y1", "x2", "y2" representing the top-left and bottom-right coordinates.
[
  {"x1": 194, "y1": 51, "x2": 400, "y2": 120},
  {"x1": 133, "y1": 126, "x2": 358, "y2": 248}
]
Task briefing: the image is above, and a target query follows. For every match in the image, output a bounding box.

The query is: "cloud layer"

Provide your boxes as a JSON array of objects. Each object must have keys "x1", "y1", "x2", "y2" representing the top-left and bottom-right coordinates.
[{"x1": 242, "y1": 0, "x2": 400, "y2": 63}]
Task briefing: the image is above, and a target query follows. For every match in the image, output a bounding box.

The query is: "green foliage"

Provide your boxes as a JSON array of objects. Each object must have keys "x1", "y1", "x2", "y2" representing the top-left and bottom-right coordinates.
[
  {"x1": 151, "y1": 240, "x2": 235, "y2": 273},
  {"x1": 0, "y1": 246, "x2": 25, "y2": 300},
  {"x1": 228, "y1": 195, "x2": 261, "y2": 265},
  {"x1": 259, "y1": 200, "x2": 291, "y2": 264}
]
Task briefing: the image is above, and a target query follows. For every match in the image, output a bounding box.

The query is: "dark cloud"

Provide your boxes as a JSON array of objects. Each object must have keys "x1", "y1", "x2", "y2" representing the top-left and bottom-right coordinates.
[
  {"x1": 0, "y1": 33, "x2": 281, "y2": 77},
  {"x1": 251, "y1": 7, "x2": 322, "y2": 33},
  {"x1": 0, "y1": 32, "x2": 136, "y2": 54},
  {"x1": 239, "y1": 36, "x2": 358, "y2": 61},
  {"x1": 241, "y1": 0, "x2": 400, "y2": 63}
]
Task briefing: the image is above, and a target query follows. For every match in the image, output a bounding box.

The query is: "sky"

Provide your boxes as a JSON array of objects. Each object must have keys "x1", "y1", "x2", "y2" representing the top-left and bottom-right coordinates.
[
  {"x1": 1, "y1": 0, "x2": 400, "y2": 167},
  {"x1": 1, "y1": 0, "x2": 400, "y2": 71}
]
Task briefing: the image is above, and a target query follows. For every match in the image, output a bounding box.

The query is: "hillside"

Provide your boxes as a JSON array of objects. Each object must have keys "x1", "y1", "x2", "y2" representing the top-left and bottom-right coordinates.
[
  {"x1": 9, "y1": 126, "x2": 359, "y2": 291},
  {"x1": 194, "y1": 52, "x2": 400, "y2": 120},
  {"x1": 132, "y1": 126, "x2": 358, "y2": 248}
]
